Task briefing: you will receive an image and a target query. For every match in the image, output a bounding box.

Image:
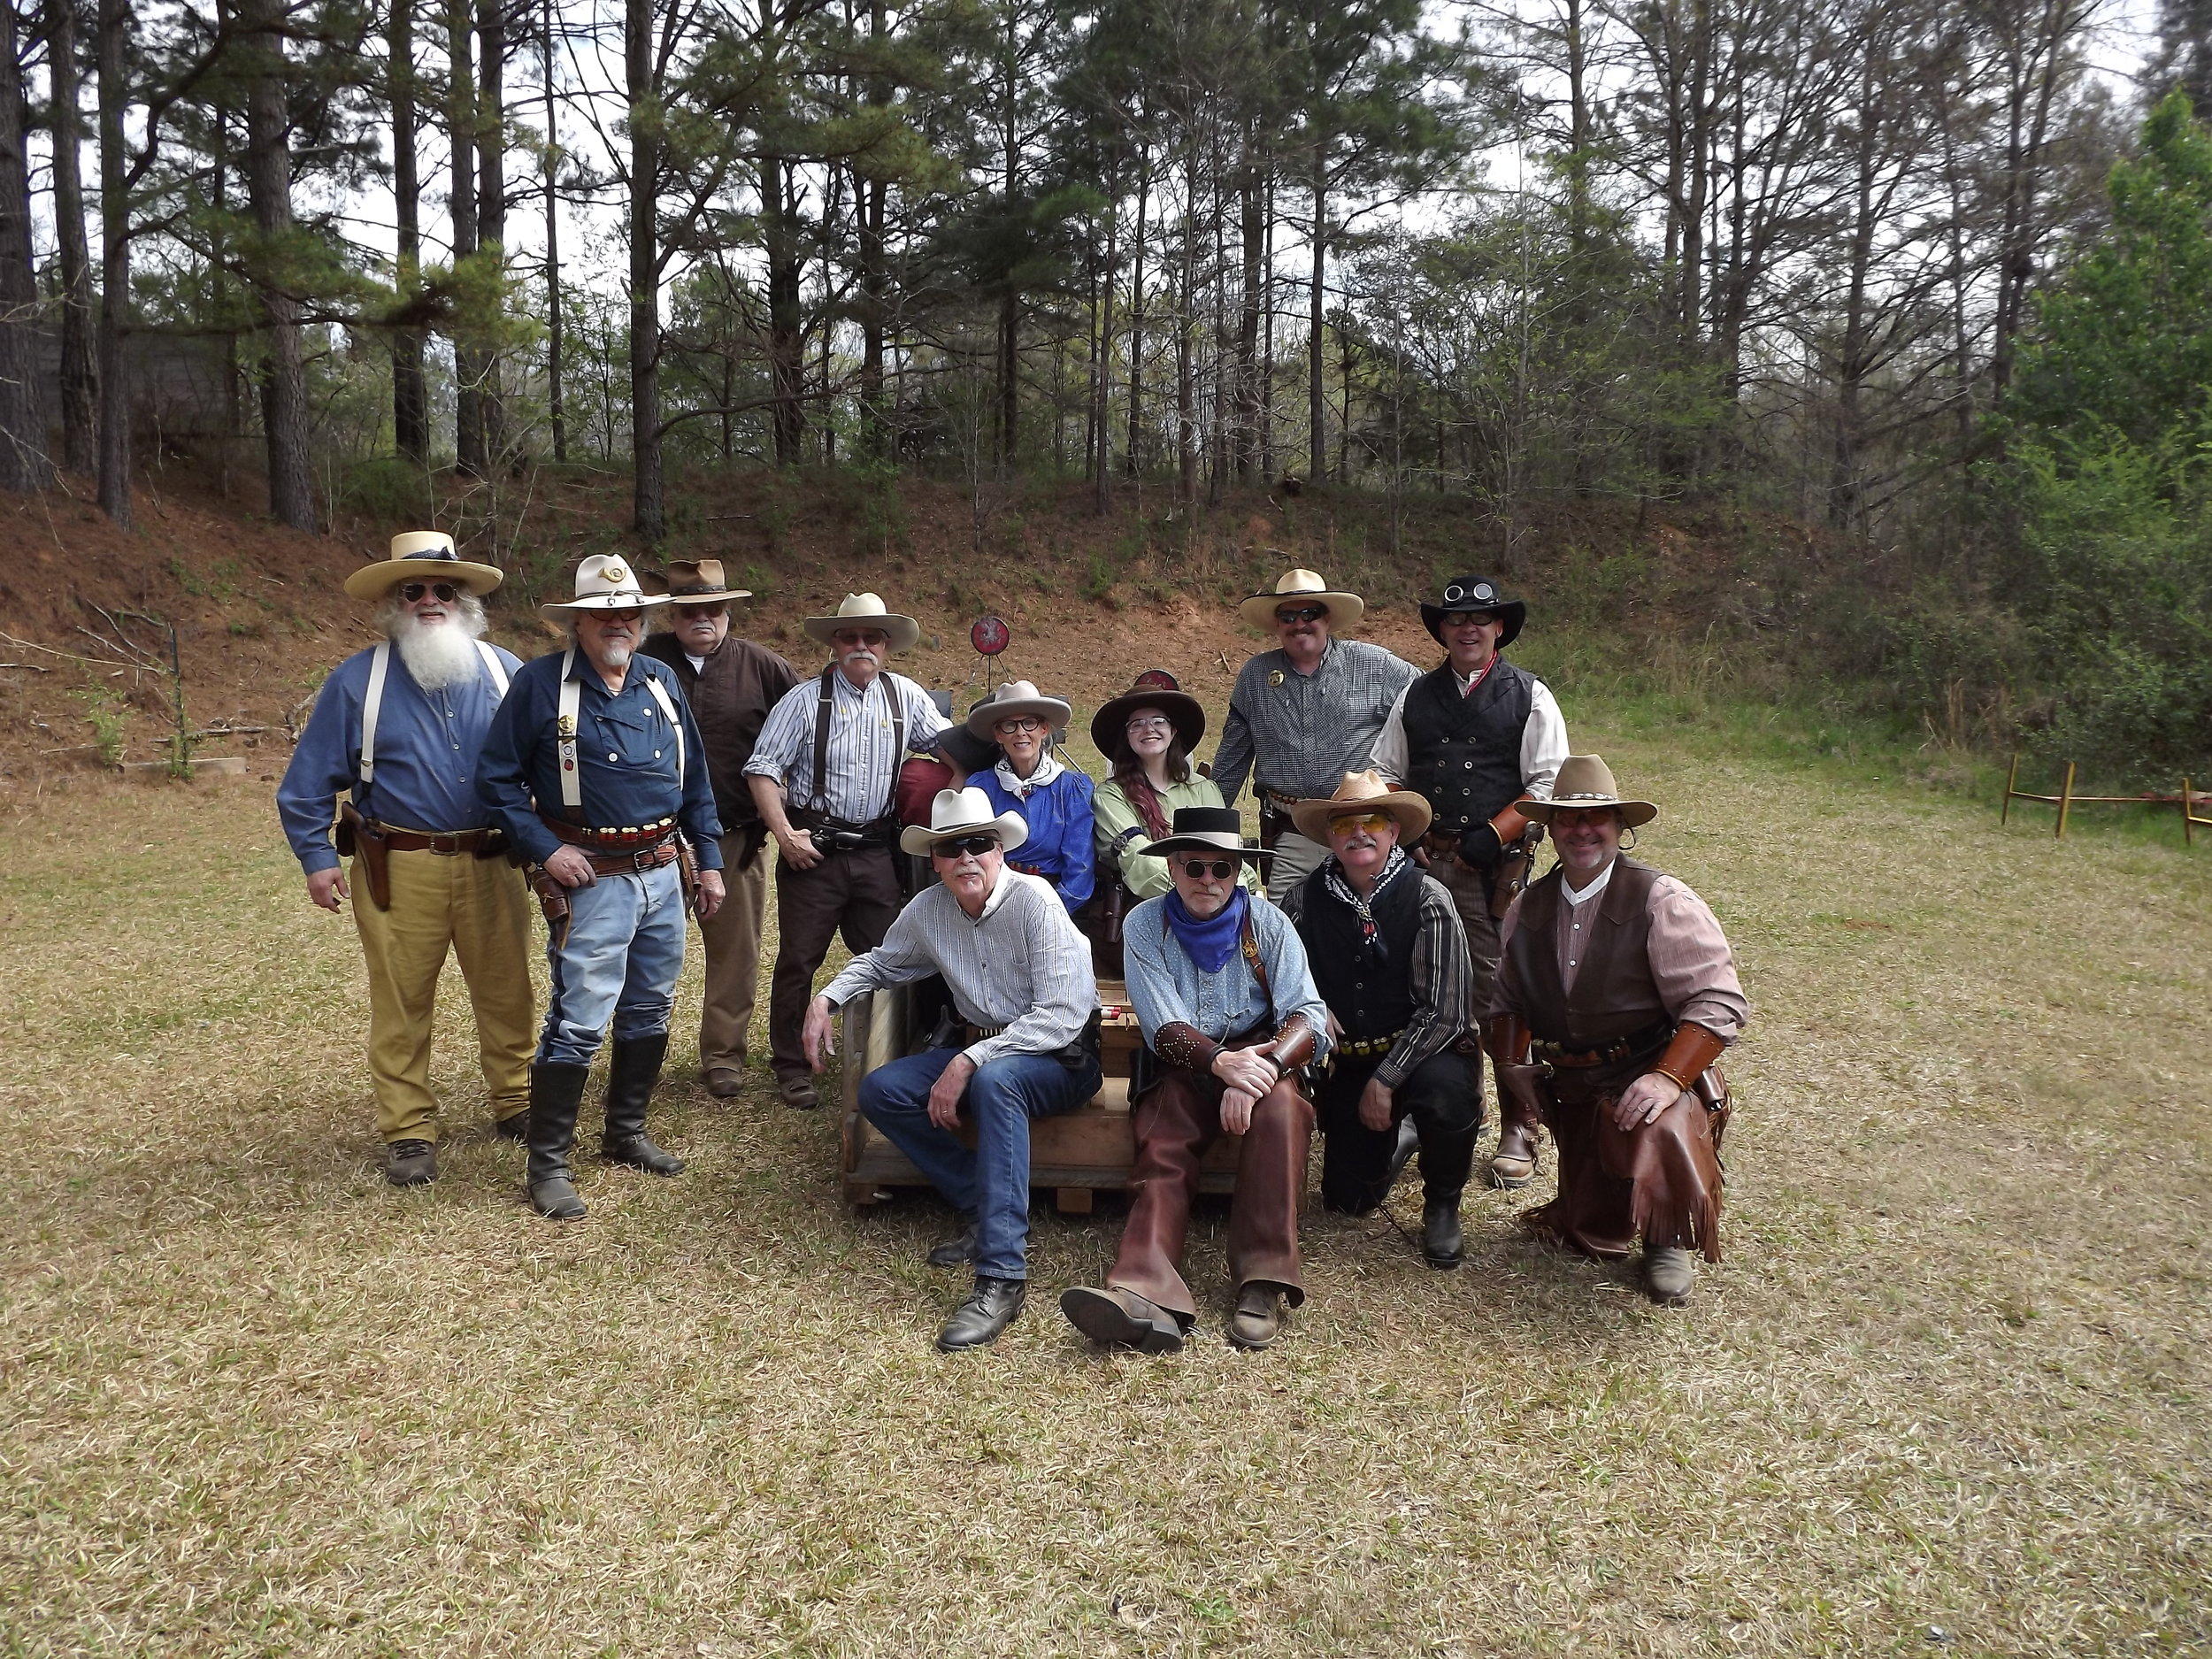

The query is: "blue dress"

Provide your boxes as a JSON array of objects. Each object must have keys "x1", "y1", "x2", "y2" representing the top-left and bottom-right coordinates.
[{"x1": 976, "y1": 764, "x2": 1096, "y2": 914}]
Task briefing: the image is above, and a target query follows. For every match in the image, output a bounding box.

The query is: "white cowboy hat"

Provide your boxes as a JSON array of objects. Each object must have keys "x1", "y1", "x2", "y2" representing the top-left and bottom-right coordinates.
[
  {"x1": 803, "y1": 592, "x2": 922, "y2": 653},
  {"x1": 541, "y1": 554, "x2": 672, "y2": 612},
  {"x1": 342, "y1": 530, "x2": 505, "y2": 602},
  {"x1": 966, "y1": 680, "x2": 1073, "y2": 741},
  {"x1": 1236, "y1": 567, "x2": 1367, "y2": 633},
  {"x1": 1514, "y1": 754, "x2": 1658, "y2": 828},
  {"x1": 898, "y1": 787, "x2": 1031, "y2": 856},
  {"x1": 1289, "y1": 769, "x2": 1435, "y2": 843}
]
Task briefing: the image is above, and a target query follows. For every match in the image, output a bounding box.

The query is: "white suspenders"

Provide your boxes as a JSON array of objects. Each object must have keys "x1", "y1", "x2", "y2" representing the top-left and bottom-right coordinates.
[
  {"x1": 554, "y1": 649, "x2": 685, "y2": 812},
  {"x1": 357, "y1": 639, "x2": 511, "y2": 786}
]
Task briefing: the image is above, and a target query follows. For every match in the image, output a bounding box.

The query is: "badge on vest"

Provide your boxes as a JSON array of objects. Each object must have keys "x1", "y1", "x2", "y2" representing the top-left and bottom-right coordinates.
[{"x1": 1268, "y1": 670, "x2": 1285, "y2": 687}]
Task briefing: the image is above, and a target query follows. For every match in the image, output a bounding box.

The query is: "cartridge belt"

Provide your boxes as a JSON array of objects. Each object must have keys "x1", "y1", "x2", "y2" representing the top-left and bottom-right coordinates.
[
  {"x1": 1335, "y1": 1029, "x2": 1405, "y2": 1057},
  {"x1": 1532, "y1": 1018, "x2": 1674, "y2": 1070},
  {"x1": 540, "y1": 813, "x2": 679, "y2": 850}
]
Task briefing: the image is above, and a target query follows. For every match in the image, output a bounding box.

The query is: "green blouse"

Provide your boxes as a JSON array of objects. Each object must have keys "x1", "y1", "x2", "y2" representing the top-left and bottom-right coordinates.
[{"x1": 1092, "y1": 772, "x2": 1258, "y2": 900}]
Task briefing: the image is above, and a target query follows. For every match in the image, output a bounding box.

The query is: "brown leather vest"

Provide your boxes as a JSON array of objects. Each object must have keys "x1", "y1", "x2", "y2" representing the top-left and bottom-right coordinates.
[{"x1": 1508, "y1": 856, "x2": 1666, "y2": 1048}]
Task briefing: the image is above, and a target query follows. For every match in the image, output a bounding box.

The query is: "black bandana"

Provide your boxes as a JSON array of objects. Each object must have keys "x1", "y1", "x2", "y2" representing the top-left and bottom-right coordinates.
[{"x1": 1323, "y1": 845, "x2": 1410, "y2": 964}]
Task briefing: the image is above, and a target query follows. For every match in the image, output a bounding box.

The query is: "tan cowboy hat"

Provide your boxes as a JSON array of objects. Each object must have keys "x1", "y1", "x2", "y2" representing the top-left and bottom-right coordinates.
[
  {"x1": 1236, "y1": 567, "x2": 1366, "y2": 633},
  {"x1": 1515, "y1": 754, "x2": 1657, "y2": 828},
  {"x1": 342, "y1": 530, "x2": 505, "y2": 601},
  {"x1": 804, "y1": 592, "x2": 921, "y2": 653},
  {"x1": 897, "y1": 786, "x2": 1031, "y2": 856},
  {"x1": 541, "y1": 554, "x2": 672, "y2": 612},
  {"x1": 966, "y1": 680, "x2": 1073, "y2": 741},
  {"x1": 1290, "y1": 769, "x2": 1434, "y2": 843},
  {"x1": 658, "y1": 558, "x2": 752, "y2": 603}
]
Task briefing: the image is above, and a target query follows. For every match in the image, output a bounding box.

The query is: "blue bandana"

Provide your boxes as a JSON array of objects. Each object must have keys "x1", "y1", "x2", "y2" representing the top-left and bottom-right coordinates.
[{"x1": 1165, "y1": 886, "x2": 1248, "y2": 975}]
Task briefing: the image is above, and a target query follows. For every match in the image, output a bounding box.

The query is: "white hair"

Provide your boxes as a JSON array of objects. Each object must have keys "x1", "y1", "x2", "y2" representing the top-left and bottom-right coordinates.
[{"x1": 378, "y1": 590, "x2": 490, "y2": 690}]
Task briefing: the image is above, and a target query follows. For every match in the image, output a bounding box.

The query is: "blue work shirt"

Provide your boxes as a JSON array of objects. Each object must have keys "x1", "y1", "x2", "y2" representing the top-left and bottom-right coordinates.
[
  {"x1": 476, "y1": 649, "x2": 725, "y2": 870},
  {"x1": 975, "y1": 765, "x2": 1096, "y2": 914},
  {"x1": 277, "y1": 640, "x2": 524, "y2": 874},
  {"x1": 1122, "y1": 892, "x2": 1333, "y2": 1062}
]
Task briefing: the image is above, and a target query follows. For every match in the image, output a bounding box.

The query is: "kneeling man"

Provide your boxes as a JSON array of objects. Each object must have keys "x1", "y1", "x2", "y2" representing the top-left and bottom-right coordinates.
[
  {"x1": 1061, "y1": 807, "x2": 1328, "y2": 1353},
  {"x1": 805, "y1": 788, "x2": 1102, "y2": 1353},
  {"x1": 1279, "y1": 772, "x2": 1479, "y2": 1269},
  {"x1": 1487, "y1": 756, "x2": 1748, "y2": 1305}
]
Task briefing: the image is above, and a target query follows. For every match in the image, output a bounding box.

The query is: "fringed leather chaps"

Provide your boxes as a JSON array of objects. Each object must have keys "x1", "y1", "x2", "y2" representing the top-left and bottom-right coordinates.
[{"x1": 1525, "y1": 1071, "x2": 1730, "y2": 1263}]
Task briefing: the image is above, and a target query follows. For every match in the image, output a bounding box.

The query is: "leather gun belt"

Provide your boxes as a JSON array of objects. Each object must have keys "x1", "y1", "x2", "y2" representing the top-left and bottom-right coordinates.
[
  {"x1": 373, "y1": 823, "x2": 505, "y2": 856},
  {"x1": 1533, "y1": 1018, "x2": 1673, "y2": 1070}
]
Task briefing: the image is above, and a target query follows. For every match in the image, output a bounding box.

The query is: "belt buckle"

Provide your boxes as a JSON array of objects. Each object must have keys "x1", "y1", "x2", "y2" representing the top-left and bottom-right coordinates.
[{"x1": 629, "y1": 847, "x2": 658, "y2": 873}]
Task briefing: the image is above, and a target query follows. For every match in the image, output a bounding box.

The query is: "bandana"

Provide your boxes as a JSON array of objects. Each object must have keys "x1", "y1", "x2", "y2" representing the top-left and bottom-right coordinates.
[
  {"x1": 993, "y1": 748, "x2": 1064, "y2": 800},
  {"x1": 1165, "y1": 886, "x2": 1249, "y2": 975},
  {"x1": 1323, "y1": 845, "x2": 1410, "y2": 964}
]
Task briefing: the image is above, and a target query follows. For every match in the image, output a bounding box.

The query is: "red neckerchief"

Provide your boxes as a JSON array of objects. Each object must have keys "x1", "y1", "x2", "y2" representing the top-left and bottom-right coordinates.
[{"x1": 1459, "y1": 653, "x2": 1500, "y2": 698}]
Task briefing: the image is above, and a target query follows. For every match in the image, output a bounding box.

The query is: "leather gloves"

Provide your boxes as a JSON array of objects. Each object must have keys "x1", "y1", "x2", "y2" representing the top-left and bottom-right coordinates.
[{"x1": 1458, "y1": 821, "x2": 1505, "y2": 868}]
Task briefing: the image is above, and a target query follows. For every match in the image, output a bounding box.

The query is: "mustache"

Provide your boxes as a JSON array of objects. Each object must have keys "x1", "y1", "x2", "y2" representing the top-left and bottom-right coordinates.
[{"x1": 839, "y1": 649, "x2": 879, "y2": 665}]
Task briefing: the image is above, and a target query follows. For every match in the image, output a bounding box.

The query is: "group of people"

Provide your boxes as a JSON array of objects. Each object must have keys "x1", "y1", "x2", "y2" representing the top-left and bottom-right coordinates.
[{"x1": 279, "y1": 534, "x2": 1748, "y2": 1354}]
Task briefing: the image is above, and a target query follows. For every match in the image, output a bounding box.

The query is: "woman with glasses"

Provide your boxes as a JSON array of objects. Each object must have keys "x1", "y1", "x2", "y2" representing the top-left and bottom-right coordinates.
[
  {"x1": 1089, "y1": 671, "x2": 1255, "y2": 904},
  {"x1": 964, "y1": 680, "x2": 1095, "y2": 914}
]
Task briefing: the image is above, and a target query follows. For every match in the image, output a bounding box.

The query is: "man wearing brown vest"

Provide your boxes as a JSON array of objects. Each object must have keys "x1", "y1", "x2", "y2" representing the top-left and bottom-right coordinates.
[
  {"x1": 1485, "y1": 756, "x2": 1747, "y2": 1306},
  {"x1": 640, "y1": 560, "x2": 801, "y2": 1095}
]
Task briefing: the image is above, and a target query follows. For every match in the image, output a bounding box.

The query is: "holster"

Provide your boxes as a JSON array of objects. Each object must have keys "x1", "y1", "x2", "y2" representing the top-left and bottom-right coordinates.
[
  {"x1": 675, "y1": 833, "x2": 702, "y2": 917},
  {"x1": 526, "y1": 864, "x2": 573, "y2": 949},
  {"x1": 1494, "y1": 1056, "x2": 1555, "y2": 1132},
  {"x1": 1489, "y1": 827, "x2": 1542, "y2": 919},
  {"x1": 340, "y1": 803, "x2": 394, "y2": 912},
  {"x1": 733, "y1": 822, "x2": 772, "y2": 872},
  {"x1": 1257, "y1": 795, "x2": 1289, "y2": 851}
]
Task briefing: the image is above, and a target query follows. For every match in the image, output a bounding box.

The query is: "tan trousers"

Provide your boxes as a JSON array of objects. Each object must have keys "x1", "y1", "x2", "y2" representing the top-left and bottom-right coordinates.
[
  {"x1": 349, "y1": 847, "x2": 535, "y2": 1142},
  {"x1": 695, "y1": 832, "x2": 772, "y2": 1074},
  {"x1": 1262, "y1": 830, "x2": 1330, "y2": 902}
]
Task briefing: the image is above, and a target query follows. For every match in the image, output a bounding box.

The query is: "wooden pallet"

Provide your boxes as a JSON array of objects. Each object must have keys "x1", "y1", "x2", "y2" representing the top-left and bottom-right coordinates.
[{"x1": 839, "y1": 978, "x2": 1247, "y2": 1210}]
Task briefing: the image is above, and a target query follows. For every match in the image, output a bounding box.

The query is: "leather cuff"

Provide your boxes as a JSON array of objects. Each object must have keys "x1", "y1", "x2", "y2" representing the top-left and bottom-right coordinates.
[
  {"x1": 1264, "y1": 1013, "x2": 1316, "y2": 1071},
  {"x1": 1485, "y1": 1013, "x2": 1532, "y2": 1065},
  {"x1": 1650, "y1": 1022, "x2": 1727, "y2": 1092},
  {"x1": 1154, "y1": 1021, "x2": 1221, "y2": 1074}
]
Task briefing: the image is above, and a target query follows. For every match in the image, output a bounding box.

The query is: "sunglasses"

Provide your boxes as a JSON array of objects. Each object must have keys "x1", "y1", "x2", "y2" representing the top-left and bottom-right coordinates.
[
  {"x1": 1329, "y1": 812, "x2": 1394, "y2": 833},
  {"x1": 399, "y1": 581, "x2": 462, "y2": 604},
  {"x1": 935, "y1": 833, "x2": 1001, "y2": 859},
  {"x1": 674, "y1": 603, "x2": 727, "y2": 618},
  {"x1": 995, "y1": 717, "x2": 1045, "y2": 735},
  {"x1": 1274, "y1": 604, "x2": 1327, "y2": 625},
  {"x1": 1179, "y1": 858, "x2": 1239, "y2": 880}
]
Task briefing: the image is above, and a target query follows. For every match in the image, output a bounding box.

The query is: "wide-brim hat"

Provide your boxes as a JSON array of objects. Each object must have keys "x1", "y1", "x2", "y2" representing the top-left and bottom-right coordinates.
[
  {"x1": 804, "y1": 592, "x2": 921, "y2": 653},
  {"x1": 541, "y1": 553, "x2": 672, "y2": 612},
  {"x1": 342, "y1": 530, "x2": 504, "y2": 601},
  {"x1": 966, "y1": 680, "x2": 1073, "y2": 741},
  {"x1": 1136, "y1": 804, "x2": 1271, "y2": 862},
  {"x1": 1419, "y1": 574, "x2": 1525, "y2": 648},
  {"x1": 1289, "y1": 769, "x2": 1434, "y2": 843},
  {"x1": 1515, "y1": 754, "x2": 1657, "y2": 828},
  {"x1": 898, "y1": 786, "x2": 1031, "y2": 856},
  {"x1": 659, "y1": 558, "x2": 751, "y2": 603},
  {"x1": 1237, "y1": 567, "x2": 1366, "y2": 633},
  {"x1": 1090, "y1": 670, "x2": 1206, "y2": 756}
]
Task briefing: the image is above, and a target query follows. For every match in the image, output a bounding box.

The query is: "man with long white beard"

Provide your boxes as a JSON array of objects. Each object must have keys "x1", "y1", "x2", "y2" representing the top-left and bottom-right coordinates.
[{"x1": 278, "y1": 532, "x2": 534, "y2": 1187}]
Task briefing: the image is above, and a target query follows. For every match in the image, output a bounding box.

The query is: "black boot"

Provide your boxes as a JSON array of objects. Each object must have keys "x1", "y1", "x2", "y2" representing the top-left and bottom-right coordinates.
[
  {"x1": 1385, "y1": 1117, "x2": 1419, "y2": 1188},
  {"x1": 1422, "y1": 1200, "x2": 1464, "y2": 1269},
  {"x1": 601, "y1": 1033, "x2": 684, "y2": 1175},
  {"x1": 927, "y1": 1213, "x2": 979, "y2": 1268},
  {"x1": 526, "y1": 1062, "x2": 592, "y2": 1220},
  {"x1": 1419, "y1": 1121, "x2": 1476, "y2": 1269},
  {"x1": 937, "y1": 1277, "x2": 1026, "y2": 1351}
]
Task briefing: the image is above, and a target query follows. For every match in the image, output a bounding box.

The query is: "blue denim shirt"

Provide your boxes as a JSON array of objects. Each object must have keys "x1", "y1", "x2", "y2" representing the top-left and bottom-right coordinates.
[
  {"x1": 476, "y1": 649, "x2": 725, "y2": 869},
  {"x1": 277, "y1": 640, "x2": 524, "y2": 873},
  {"x1": 975, "y1": 765, "x2": 1096, "y2": 914},
  {"x1": 1122, "y1": 891, "x2": 1332, "y2": 1060}
]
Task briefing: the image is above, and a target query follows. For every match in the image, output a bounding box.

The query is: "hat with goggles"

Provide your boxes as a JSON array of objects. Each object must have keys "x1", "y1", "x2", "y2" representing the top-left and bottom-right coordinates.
[{"x1": 1419, "y1": 574, "x2": 1525, "y2": 648}]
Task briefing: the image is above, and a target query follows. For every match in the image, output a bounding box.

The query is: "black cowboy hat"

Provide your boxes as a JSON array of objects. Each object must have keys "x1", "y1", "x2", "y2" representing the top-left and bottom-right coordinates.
[
  {"x1": 1090, "y1": 669, "x2": 1207, "y2": 757},
  {"x1": 1419, "y1": 575, "x2": 1525, "y2": 648},
  {"x1": 1136, "y1": 805, "x2": 1270, "y2": 862}
]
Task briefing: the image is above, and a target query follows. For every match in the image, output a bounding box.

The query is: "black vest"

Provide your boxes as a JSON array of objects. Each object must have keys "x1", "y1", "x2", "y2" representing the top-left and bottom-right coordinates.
[
  {"x1": 1295, "y1": 863, "x2": 1425, "y2": 1041},
  {"x1": 1402, "y1": 658, "x2": 1536, "y2": 833}
]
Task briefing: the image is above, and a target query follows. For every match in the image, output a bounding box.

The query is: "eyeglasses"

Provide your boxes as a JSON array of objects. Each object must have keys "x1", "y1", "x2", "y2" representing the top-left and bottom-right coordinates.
[
  {"x1": 674, "y1": 603, "x2": 726, "y2": 619},
  {"x1": 591, "y1": 609, "x2": 641, "y2": 625},
  {"x1": 1328, "y1": 812, "x2": 1394, "y2": 833},
  {"x1": 833, "y1": 631, "x2": 889, "y2": 648},
  {"x1": 995, "y1": 717, "x2": 1045, "y2": 735},
  {"x1": 399, "y1": 581, "x2": 462, "y2": 604},
  {"x1": 1274, "y1": 604, "x2": 1327, "y2": 625},
  {"x1": 1125, "y1": 716, "x2": 1174, "y2": 734},
  {"x1": 1179, "y1": 858, "x2": 1239, "y2": 880},
  {"x1": 935, "y1": 833, "x2": 1000, "y2": 858},
  {"x1": 1441, "y1": 611, "x2": 1501, "y2": 628}
]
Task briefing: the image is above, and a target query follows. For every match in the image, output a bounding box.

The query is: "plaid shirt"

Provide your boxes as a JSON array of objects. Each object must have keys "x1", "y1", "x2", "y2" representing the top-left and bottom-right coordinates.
[{"x1": 1210, "y1": 639, "x2": 1420, "y2": 804}]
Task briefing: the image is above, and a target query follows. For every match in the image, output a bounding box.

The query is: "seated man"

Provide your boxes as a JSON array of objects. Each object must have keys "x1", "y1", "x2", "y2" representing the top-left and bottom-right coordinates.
[
  {"x1": 1060, "y1": 807, "x2": 1329, "y2": 1354},
  {"x1": 1279, "y1": 772, "x2": 1479, "y2": 1270},
  {"x1": 1486, "y1": 756, "x2": 1749, "y2": 1306},
  {"x1": 803, "y1": 787, "x2": 1102, "y2": 1353}
]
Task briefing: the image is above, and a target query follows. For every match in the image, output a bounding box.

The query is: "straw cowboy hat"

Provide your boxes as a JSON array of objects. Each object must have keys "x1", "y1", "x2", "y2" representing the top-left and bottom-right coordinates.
[
  {"x1": 803, "y1": 592, "x2": 921, "y2": 653},
  {"x1": 898, "y1": 786, "x2": 1031, "y2": 856},
  {"x1": 1514, "y1": 754, "x2": 1657, "y2": 828},
  {"x1": 1289, "y1": 769, "x2": 1435, "y2": 843},
  {"x1": 966, "y1": 680, "x2": 1073, "y2": 741},
  {"x1": 1137, "y1": 805, "x2": 1271, "y2": 863},
  {"x1": 342, "y1": 530, "x2": 505, "y2": 602},
  {"x1": 1090, "y1": 669, "x2": 1206, "y2": 756},
  {"x1": 1418, "y1": 573, "x2": 1525, "y2": 648},
  {"x1": 540, "y1": 553, "x2": 672, "y2": 612},
  {"x1": 1236, "y1": 567, "x2": 1367, "y2": 633},
  {"x1": 658, "y1": 558, "x2": 751, "y2": 603}
]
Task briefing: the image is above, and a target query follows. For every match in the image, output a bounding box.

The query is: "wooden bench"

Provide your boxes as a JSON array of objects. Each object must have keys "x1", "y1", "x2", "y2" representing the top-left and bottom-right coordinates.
[{"x1": 839, "y1": 978, "x2": 1246, "y2": 1210}]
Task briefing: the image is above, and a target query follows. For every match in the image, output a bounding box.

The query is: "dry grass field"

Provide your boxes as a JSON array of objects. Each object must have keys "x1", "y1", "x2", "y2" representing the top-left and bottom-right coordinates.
[{"x1": 2, "y1": 715, "x2": 2207, "y2": 1656}]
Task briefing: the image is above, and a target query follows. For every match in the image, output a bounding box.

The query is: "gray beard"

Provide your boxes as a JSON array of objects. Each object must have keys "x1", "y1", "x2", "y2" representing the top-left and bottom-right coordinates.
[
  {"x1": 393, "y1": 616, "x2": 485, "y2": 690},
  {"x1": 599, "y1": 641, "x2": 634, "y2": 670}
]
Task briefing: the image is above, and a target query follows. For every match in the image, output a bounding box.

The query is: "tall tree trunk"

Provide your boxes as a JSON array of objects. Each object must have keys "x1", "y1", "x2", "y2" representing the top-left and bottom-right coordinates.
[
  {"x1": 0, "y1": 0, "x2": 51, "y2": 493},
  {"x1": 763, "y1": 154, "x2": 805, "y2": 465},
  {"x1": 543, "y1": 0, "x2": 565, "y2": 461},
  {"x1": 95, "y1": 0, "x2": 127, "y2": 522},
  {"x1": 858, "y1": 0, "x2": 889, "y2": 455},
  {"x1": 626, "y1": 0, "x2": 661, "y2": 535},
  {"x1": 449, "y1": 0, "x2": 483, "y2": 475},
  {"x1": 476, "y1": 0, "x2": 507, "y2": 465},
  {"x1": 244, "y1": 0, "x2": 314, "y2": 530},
  {"x1": 50, "y1": 0, "x2": 96, "y2": 477},
  {"x1": 1125, "y1": 134, "x2": 1148, "y2": 477},
  {"x1": 1235, "y1": 147, "x2": 1262, "y2": 480},
  {"x1": 1176, "y1": 156, "x2": 1196, "y2": 505},
  {"x1": 1092, "y1": 163, "x2": 1117, "y2": 515},
  {"x1": 995, "y1": 7, "x2": 1018, "y2": 465},
  {"x1": 1307, "y1": 154, "x2": 1325, "y2": 481},
  {"x1": 391, "y1": 0, "x2": 429, "y2": 463}
]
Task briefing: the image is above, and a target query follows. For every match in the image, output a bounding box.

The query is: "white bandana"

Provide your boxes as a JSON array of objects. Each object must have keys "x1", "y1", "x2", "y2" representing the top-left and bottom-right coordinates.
[{"x1": 994, "y1": 749, "x2": 1064, "y2": 799}]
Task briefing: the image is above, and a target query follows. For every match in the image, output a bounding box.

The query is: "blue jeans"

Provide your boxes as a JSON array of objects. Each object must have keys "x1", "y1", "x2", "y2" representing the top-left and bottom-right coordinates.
[
  {"x1": 861, "y1": 1046, "x2": 1102, "y2": 1279},
  {"x1": 537, "y1": 862, "x2": 688, "y2": 1066}
]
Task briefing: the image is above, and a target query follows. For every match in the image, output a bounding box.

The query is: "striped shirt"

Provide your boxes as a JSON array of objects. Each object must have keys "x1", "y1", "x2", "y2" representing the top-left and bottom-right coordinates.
[
  {"x1": 821, "y1": 869, "x2": 1097, "y2": 1070},
  {"x1": 1277, "y1": 867, "x2": 1472, "y2": 1090},
  {"x1": 743, "y1": 667, "x2": 949, "y2": 823},
  {"x1": 1210, "y1": 639, "x2": 1420, "y2": 804}
]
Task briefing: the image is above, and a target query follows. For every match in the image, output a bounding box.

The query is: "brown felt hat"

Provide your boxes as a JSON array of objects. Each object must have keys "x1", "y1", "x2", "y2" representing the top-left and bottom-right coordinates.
[
  {"x1": 1514, "y1": 754, "x2": 1657, "y2": 828},
  {"x1": 660, "y1": 559, "x2": 751, "y2": 603}
]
